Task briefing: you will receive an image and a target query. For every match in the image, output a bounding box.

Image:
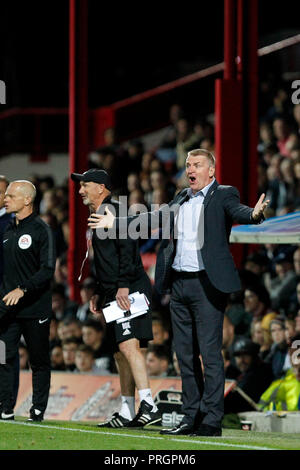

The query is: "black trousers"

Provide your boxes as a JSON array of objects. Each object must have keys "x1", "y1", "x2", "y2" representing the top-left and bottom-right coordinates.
[
  {"x1": 0, "y1": 315, "x2": 51, "y2": 413},
  {"x1": 170, "y1": 271, "x2": 228, "y2": 429}
]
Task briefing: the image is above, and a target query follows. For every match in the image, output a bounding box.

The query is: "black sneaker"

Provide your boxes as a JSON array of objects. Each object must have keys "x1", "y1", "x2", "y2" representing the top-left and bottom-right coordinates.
[
  {"x1": 0, "y1": 410, "x2": 14, "y2": 421},
  {"x1": 28, "y1": 409, "x2": 44, "y2": 422},
  {"x1": 97, "y1": 412, "x2": 131, "y2": 428},
  {"x1": 127, "y1": 400, "x2": 161, "y2": 427}
]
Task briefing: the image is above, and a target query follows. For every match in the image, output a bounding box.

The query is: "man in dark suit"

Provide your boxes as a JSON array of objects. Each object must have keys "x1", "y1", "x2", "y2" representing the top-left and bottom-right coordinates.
[{"x1": 88, "y1": 149, "x2": 269, "y2": 436}]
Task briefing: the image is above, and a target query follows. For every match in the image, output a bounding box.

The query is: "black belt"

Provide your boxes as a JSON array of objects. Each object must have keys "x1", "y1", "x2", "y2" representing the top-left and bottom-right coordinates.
[{"x1": 172, "y1": 270, "x2": 205, "y2": 280}]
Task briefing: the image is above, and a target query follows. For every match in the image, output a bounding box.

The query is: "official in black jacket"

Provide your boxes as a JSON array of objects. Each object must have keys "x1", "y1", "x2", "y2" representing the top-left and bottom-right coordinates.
[
  {"x1": 71, "y1": 169, "x2": 160, "y2": 428},
  {"x1": 88, "y1": 148, "x2": 269, "y2": 436},
  {"x1": 0, "y1": 180, "x2": 55, "y2": 422}
]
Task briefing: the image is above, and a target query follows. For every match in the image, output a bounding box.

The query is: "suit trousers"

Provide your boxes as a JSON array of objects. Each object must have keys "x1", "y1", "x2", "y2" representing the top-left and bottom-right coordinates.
[
  {"x1": 170, "y1": 271, "x2": 228, "y2": 428},
  {"x1": 0, "y1": 315, "x2": 51, "y2": 413}
]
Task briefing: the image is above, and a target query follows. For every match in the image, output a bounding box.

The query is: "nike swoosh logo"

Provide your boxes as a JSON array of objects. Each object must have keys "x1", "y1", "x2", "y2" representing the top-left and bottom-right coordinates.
[
  {"x1": 39, "y1": 318, "x2": 48, "y2": 324},
  {"x1": 3, "y1": 239, "x2": 8, "y2": 243},
  {"x1": 1, "y1": 412, "x2": 14, "y2": 419}
]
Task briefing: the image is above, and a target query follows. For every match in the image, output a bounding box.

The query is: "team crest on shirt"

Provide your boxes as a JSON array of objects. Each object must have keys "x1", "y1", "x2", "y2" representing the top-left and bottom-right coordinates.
[{"x1": 18, "y1": 234, "x2": 32, "y2": 249}]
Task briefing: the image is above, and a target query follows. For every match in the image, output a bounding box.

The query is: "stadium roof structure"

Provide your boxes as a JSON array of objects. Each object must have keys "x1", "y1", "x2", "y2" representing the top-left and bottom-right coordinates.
[{"x1": 230, "y1": 211, "x2": 300, "y2": 244}]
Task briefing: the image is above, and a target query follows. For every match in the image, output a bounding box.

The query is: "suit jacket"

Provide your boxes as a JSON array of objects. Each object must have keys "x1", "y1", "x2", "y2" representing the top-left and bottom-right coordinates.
[
  {"x1": 154, "y1": 180, "x2": 263, "y2": 294},
  {"x1": 115, "y1": 180, "x2": 263, "y2": 294}
]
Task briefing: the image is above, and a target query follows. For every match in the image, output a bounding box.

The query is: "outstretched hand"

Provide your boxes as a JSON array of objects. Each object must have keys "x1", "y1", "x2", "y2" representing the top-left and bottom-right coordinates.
[
  {"x1": 88, "y1": 206, "x2": 115, "y2": 229},
  {"x1": 252, "y1": 193, "x2": 270, "y2": 221}
]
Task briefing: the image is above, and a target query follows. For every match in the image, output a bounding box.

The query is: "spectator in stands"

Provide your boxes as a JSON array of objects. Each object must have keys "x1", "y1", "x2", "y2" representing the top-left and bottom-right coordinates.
[
  {"x1": 149, "y1": 170, "x2": 175, "y2": 204},
  {"x1": 152, "y1": 188, "x2": 169, "y2": 207},
  {"x1": 258, "y1": 333, "x2": 300, "y2": 411},
  {"x1": 39, "y1": 188, "x2": 58, "y2": 215},
  {"x1": 146, "y1": 344, "x2": 173, "y2": 377},
  {"x1": 224, "y1": 338, "x2": 273, "y2": 414},
  {"x1": 150, "y1": 316, "x2": 171, "y2": 347},
  {"x1": 286, "y1": 249, "x2": 300, "y2": 316},
  {"x1": 158, "y1": 103, "x2": 185, "y2": 150},
  {"x1": 61, "y1": 317, "x2": 83, "y2": 341},
  {"x1": 19, "y1": 342, "x2": 30, "y2": 370},
  {"x1": 127, "y1": 173, "x2": 141, "y2": 194},
  {"x1": 264, "y1": 317, "x2": 291, "y2": 379},
  {"x1": 243, "y1": 284, "x2": 271, "y2": 320},
  {"x1": 57, "y1": 320, "x2": 69, "y2": 342},
  {"x1": 52, "y1": 283, "x2": 78, "y2": 320},
  {"x1": 267, "y1": 250, "x2": 297, "y2": 312},
  {"x1": 222, "y1": 314, "x2": 247, "y2": 367},
  {"x1": 264, "y1": 87, "x2": 290, "y2": 122},
  {"x1": 128, "y1": 189, "x2": 148, "y2": 211},
  {"x1": 244, "y1": 251, "x2": 269, "y2": 282},
  {"x1": 221, "y1": 347, "x2": 240, "y2": 380},
  {"x1": 288, "y1": 280, "x2": 300, "y2": 318},
  {"x1": 54, "y1": 252, "x2": 69, "y2": 289},
  {"x1": 50, "y1": 344, "x2": 65, "y2": 371},
  {"x1": 273, "y1": 117, "x2": 295, "y2": 158},
  {"x1": 258, "y1": 121, "x2": 275, "y2": 155},
  {"x1": 257, "y1": 162, "x2": 269, "y2": 197},
  {"x1": 285, "y1": 318, "x2": 296, "y2": 344},
  {"x1": 74, "y1": 344, "x2": 109, "y2": 375},
  {"x1": 62, "y1": 337, "x2": 81, "y2": 372},
  {"x1": 126, "y1": 140, "x2": 144, "y2": 173},
  {"x1": 82, "y1": 319, "x2": 113, "y2": 373},
  {"x1": 225, "y1": 291, "x2": 252, "y2": 336},
  {"x1": 250, "y1": 318, "x2": 272, "y2": 360},
  {"x1": 76, "y1": 278, "x2": 96, "y2": 322},
  {"x1": 175, "y1": 118, "x2": 201, "y2": 170},
  {"x1": 293, "y1": 104, "x2": 300, "y2": 136}
]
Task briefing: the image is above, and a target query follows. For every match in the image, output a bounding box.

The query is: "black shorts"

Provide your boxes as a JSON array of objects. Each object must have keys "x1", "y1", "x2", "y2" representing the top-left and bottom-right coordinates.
[
  {"x1": 102, "y1": 273, "x2": 153, "y2": 354},
  {"x1": 107, "y1": 310, "x2": 153, "y2": 353}
]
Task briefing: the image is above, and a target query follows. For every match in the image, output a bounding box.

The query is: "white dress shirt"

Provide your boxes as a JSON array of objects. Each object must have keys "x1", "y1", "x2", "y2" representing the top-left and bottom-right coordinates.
[{"x1": 172, "y1": 178, "x2": 215, "y2": 272}]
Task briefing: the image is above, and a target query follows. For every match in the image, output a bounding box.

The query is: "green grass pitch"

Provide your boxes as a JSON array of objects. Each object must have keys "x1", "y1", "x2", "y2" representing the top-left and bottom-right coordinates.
[{"x1": 0, "y1": 418, "x2": 300, "y2": 450}]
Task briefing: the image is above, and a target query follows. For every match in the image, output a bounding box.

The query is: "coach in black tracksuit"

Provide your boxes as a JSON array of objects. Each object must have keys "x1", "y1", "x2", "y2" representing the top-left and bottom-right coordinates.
[{"x1": 0, "y1": 180, "x2": 55, "y2": 421}]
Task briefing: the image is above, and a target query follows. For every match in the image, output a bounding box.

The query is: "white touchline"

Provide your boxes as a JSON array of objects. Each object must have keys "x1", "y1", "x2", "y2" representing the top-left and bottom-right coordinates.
[{"x1": 0, "y1": 420, "x2": 278, "y2": 451}]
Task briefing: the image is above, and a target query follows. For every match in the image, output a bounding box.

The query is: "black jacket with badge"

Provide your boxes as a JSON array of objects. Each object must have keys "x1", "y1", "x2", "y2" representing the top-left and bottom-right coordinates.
[{"x1": 0, "y1": 212, "x2": 56, "y2": 319}]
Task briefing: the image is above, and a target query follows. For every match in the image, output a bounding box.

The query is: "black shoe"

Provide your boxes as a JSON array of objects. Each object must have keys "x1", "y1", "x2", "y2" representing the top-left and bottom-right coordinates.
[
  {"x1": 192, "y1": 423, "x2": 222, "y2": 437},
  {"x1": 127, "y1": 400, "x2": 161, "y2": 427},
  {"x1": 28, "y1": 409, "x2": 44, "y2": 422},
  {"x1": 97, "y1": 412, "x2": 131, "y2": 428},
  {"x1": 160, "y1": 423, "x2": 194, "y2": 435},
  {"x1": 0, "y1": 410, "x2": 14, "y2": 421}
]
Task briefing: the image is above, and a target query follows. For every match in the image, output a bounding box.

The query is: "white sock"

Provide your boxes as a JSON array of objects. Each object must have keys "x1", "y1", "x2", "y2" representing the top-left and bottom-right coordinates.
[
  {"x1": 119, "y1": 396, "x2": 136, "y2": 420},
  {"x1": 138, "y1": 389, "x2": 158, "y2": 412}
]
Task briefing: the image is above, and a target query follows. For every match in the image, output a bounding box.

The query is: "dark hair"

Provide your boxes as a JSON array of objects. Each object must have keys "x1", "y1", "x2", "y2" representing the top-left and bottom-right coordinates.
[
  {"x1": 61, "y1": 337, "x2": 81, "y2": 347},
  {"x1": 76, "y1": 344, "x2": 95, "y2": 357},
  {"x1": 147, "y1": 344, "x2": 170, "y2": 362},
  {"x1": 82, "y1": 318, "x2": 104, "y2": 332},
  {"x1": 52, "y1": 283, "x2": 66, "y2": 298}
]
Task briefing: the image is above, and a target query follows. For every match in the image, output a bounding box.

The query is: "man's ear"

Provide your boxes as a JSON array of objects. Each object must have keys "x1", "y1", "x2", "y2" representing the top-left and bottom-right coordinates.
[{"x1": 24, "y1": 196, "x2": 32, "y2": 206}]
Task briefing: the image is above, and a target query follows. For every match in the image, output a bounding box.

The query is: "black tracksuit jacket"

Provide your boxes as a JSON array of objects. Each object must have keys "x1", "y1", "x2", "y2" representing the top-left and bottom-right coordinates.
[
  {"x1": 92, "y1": 197, "x2": 146, "y2": 302},
  {"x1": 0, "y1": 212, "x2": 56, "y2": 319}
]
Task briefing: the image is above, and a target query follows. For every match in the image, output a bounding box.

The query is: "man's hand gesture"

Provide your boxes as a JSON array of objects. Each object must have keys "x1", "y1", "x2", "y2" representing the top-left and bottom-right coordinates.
[
  {"x1": 88, "y1": 207, "x2": 115, "y2": 229},
  {"x1": 252, "y1": 193, "x2": 270, "y2": 221}
]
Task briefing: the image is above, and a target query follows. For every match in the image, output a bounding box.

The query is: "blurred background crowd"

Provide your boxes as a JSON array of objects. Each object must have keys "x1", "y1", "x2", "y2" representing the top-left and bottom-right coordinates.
[{"x1": 14, "y1": 76, "x2": 300, "y2": 416}]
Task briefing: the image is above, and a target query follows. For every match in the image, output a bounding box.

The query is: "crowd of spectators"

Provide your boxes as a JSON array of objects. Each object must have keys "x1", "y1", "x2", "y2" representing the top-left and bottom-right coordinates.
[{"x1": 19, "y1": 78, "x2": 300, "y2": 416}]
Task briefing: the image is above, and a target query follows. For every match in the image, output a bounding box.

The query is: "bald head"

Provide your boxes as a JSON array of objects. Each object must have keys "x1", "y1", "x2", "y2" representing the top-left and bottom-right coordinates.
[
  {"x1": 4, "y1": 180, "x2": 37, "y2": 218},
  {"x1": 10, "y1": 180, "x2": 36, "y2": 201}
]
